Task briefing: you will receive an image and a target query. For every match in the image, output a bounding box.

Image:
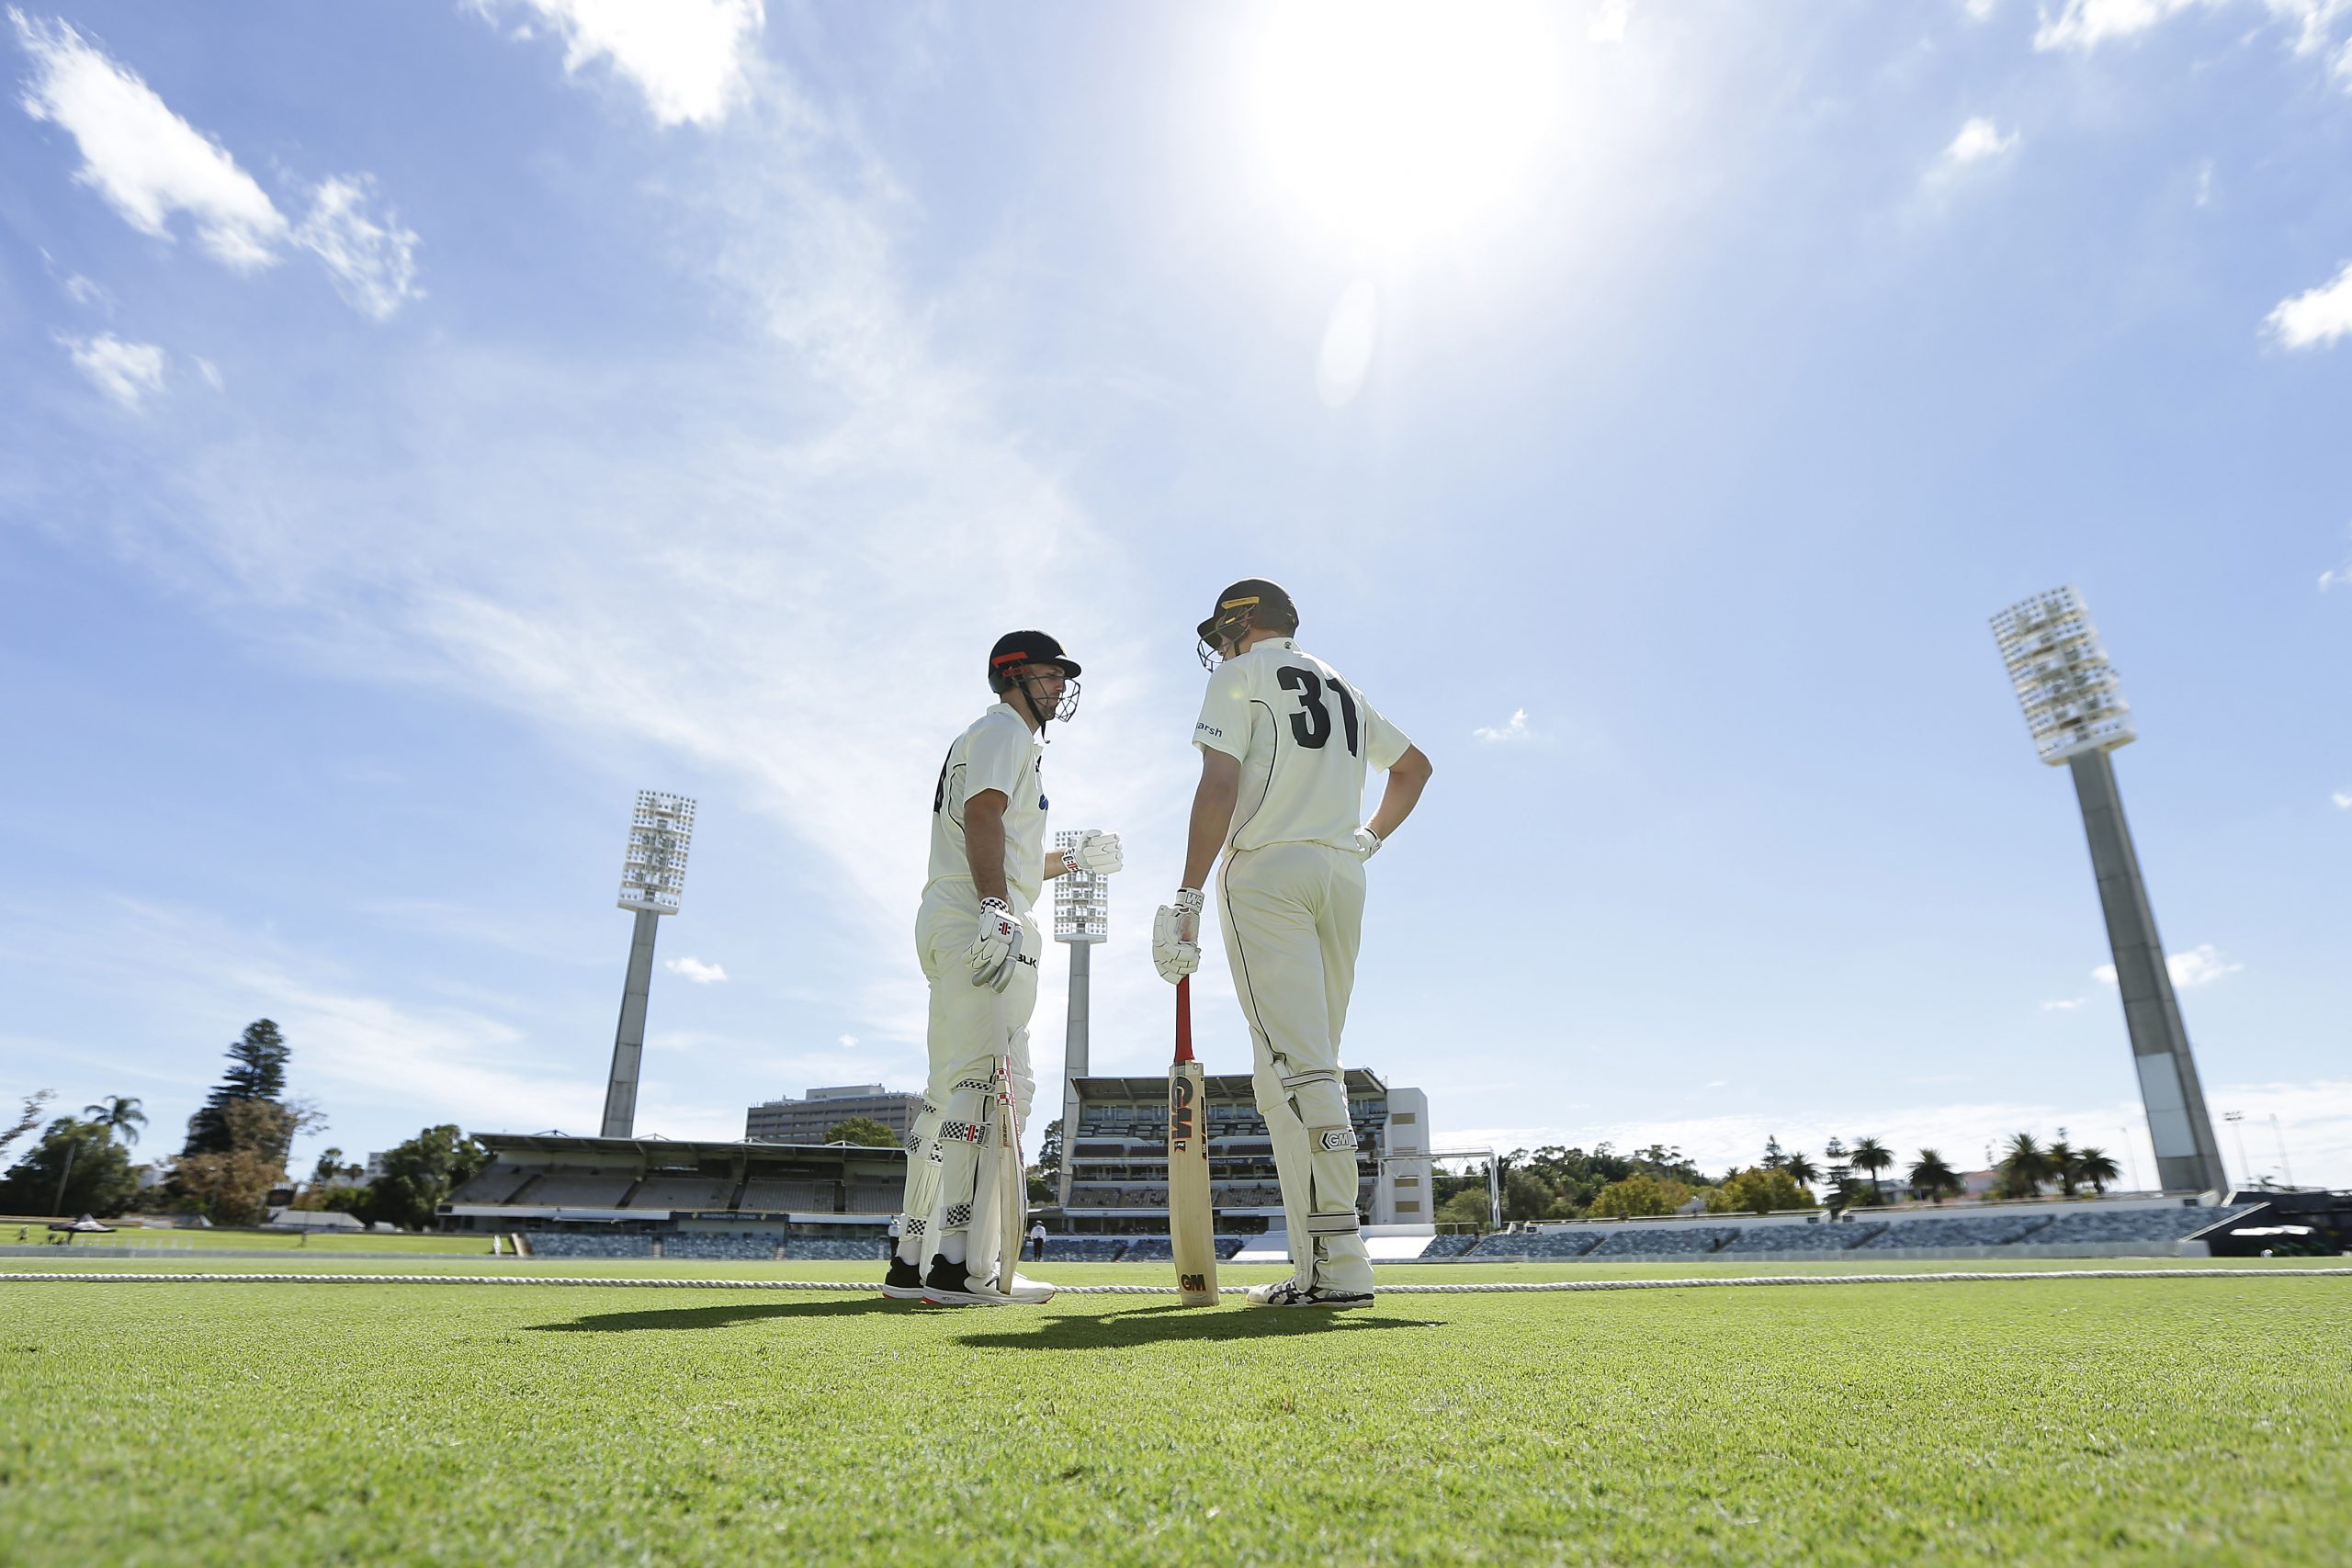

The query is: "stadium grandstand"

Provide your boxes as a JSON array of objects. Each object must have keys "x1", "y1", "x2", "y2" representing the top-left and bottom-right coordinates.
[
  {"x1": 436, "y1": 1132, "x2": 905, "y2": 1258},
  {"x1": 1057, "y1": 1068, "x2": 1430, "y2": 1235}
]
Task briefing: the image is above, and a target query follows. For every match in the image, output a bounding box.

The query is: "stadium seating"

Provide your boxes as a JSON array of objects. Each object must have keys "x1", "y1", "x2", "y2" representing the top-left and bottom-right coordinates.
[
  {"x1": 2026, "y1": 1204, "x2": 2256, "y2": 1246},
  {"x1": 785, "y1": 1236, "x2": 882, "y2": 1261},
  {"x1": 1860, "y1": 1213, "x2": 2053, "y2": 1248},
  {"x1": 844, "y1": 1179, "x2": 900, "y2": 1214},
  {"x1": 1717, "y1": 1223, "x2": 1885, "y2": 1254},
  {"x1": 628, "y1": 1177, "x2": 736, "y2": 1211},
  {"x1": 449, "y1": 1164, "x2": 537, "y2": 1204},
  {"x1": 1122, "y1": 1237, "x2": 1173, "y2": 1261},
  {"x1": 1587, "y1": 1226, "x2": 1735, "y2": 1257},
  {"x1": 664, "y1": 1234, "x2": 777, "y2": 1261},
  {"x1": 1463, "y1": 1230, "x2": 1600, "y2": 1258},
  {"x1": 510, "y1": 1173, "x2": 634, "y2": 1208},
  {"x1": 1419, "y1": 1232, "x2": 1481, "y2": 1258},
  {"x1": 738, "y1": 1179, "x2": 835, "y2": 1211},
  {"x1": 527, "y1": 1232, "x2": 652, "y2": 1258}
]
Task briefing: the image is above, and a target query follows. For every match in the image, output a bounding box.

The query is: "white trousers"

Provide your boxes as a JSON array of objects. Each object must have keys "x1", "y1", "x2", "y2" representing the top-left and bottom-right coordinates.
[
  {"x1": 895, "y1": 889, "x2": 1038, "y2": 1273},
  {"x1": 1217, "y1": 841, "x2": 1374, "y2": 1293}
]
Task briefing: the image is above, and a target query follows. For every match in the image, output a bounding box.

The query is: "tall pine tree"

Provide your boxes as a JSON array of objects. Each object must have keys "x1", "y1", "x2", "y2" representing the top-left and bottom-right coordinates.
[{"x1": 182, "y1": 1019, "x2": 291, "y2": 1156}]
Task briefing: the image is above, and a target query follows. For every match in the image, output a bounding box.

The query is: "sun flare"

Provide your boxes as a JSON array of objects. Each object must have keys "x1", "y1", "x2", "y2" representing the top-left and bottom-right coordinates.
[{"x1": 1244, "y1": 0, "x2": 1561, "y2": 249}]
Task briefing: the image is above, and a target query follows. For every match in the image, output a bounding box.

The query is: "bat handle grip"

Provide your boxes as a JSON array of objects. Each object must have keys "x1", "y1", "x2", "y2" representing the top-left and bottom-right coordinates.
[{"x1": 1174, "y1": 976, "x2": 1193, "y2": 1064}]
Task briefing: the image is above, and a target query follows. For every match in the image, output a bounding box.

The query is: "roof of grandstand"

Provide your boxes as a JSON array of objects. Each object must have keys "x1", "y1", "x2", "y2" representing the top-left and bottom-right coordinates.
[{"x1": 474, "y1": 1133, "x2": 905, "y2": 1164}]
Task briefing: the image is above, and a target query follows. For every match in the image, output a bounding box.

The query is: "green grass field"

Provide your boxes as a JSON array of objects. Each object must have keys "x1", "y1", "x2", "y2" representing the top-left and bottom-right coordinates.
[
  {"x1": 0, "y1": 1220, "x2": 495, "y2": 1254},
  {"x1": 3, "y1": 1258, "x2": 2346, "y2": 1566}
]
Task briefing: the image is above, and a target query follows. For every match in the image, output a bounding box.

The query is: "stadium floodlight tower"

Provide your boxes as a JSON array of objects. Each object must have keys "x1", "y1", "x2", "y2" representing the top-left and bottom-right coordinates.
[
  {"x1": 601, "y1": 791, "x2": 696, "y2": 1140},
  {"x1": 1051, "y1": 828, "x2": 1110, "y2": 1211},
  {"x1": 1990, "y1": 588, "x2": 2225, "y2": 1194}
]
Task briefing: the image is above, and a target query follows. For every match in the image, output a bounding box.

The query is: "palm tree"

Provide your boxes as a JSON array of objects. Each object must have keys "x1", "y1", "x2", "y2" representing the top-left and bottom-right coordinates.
[
  {"x1": 1782, "y1": 1151, "x2": 1819, "y2": 1188},
  {"x1": 83, "y1": 1096, "x2": 146, "y2": 1147},
  {"x1": 1851, "y1": 1136, "x2": 1893, "y2": 1203},
  {"x1": 1907, "y1": 1149, "x2": 1961, "y2": 1204},
  {"x1": 2074, "y1": 1147, "x2": 2120, "y2": 1196},
  {"x1": 2047, "y1": 1139, "x2": 2081, "y2": 1198},
  {"x1": 1997, "y1": 1133, "x2": 2052, "y2": 1199}
]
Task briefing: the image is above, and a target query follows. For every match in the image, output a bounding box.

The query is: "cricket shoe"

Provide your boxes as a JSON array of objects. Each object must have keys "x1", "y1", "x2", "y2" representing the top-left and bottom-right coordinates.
[
  {"x1": 879, "y1": 1258, "x2": 927, "y2": 1300},
  {"x1": 994, "y1": 1269, "x2": 1057, "y2": 1305},
  {"x1": 1244, "y1": 1278, "x2": 1374, "y2": 1310},
  {"x1": 921, "y1": 1258, "x2": 1011, "y2": 1307}
]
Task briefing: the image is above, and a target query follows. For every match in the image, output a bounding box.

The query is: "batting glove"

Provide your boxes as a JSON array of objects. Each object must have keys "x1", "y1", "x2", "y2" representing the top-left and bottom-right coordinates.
[
  {"x1": 1351, "y1": 826, "x2": 1383, "y2": 860},
  {"x1": 1152, "y1": 887, "x2": 1204, "y2": 983},
  {"x1": 967, "y1": 897, "x2": 1023, "y2": 991},
  {"x1": 1060, "y1": 829, "x2": 1124, "y2": 876}
]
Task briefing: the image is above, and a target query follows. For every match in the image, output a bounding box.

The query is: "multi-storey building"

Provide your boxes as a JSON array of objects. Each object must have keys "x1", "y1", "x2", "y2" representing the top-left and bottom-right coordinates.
[{"x1": 745, "y1": 1084, "x2": 924, "y2": 1145}]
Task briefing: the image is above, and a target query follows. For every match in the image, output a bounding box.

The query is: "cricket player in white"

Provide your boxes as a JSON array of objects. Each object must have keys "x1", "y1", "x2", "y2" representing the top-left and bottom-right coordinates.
[
  {"x1": 884, "y1": 630, "x2": 1124, "y2": 1306},
  {"x1": 1154, "y1": 580, "x2": 1432, "y2": 1308}
]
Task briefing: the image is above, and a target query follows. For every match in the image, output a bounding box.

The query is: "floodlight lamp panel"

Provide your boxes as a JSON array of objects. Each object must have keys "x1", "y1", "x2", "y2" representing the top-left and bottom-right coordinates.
[
  {"x1": 1052, "y1": 828, "x2": 1111, "y2": 942},
  {"x1": 618, "y1": 790, "x2": 698, "y2": 913},
  {"x1": 1989, "y1": 586, "x2": 2138, "y2": 765}
]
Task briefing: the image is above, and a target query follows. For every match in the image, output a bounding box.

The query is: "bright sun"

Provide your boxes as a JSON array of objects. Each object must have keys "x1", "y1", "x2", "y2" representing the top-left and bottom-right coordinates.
[{"x1": 1243, "y1": 0, "x2": 1560, "y2": 250}]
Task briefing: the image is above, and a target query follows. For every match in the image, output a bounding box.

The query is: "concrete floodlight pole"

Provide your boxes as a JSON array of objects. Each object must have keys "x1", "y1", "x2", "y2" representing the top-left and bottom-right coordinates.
[
  {"x1": 603, "y1": 791, "x2": 696, "y2": 1140},
  {"x1": 1051, "y1": 829, "x2": 1109, "y2": 1213},
  {"x1": 1991, "y1": 589, "x2": 2225, "y2": 1195}
]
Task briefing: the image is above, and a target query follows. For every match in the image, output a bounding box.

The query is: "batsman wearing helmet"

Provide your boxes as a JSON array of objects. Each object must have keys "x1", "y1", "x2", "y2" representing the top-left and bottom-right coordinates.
[
  {"x1": 1153, "y1": 581, "x2": 1432, "y2": 1307},
  {"x1": 884, "y1": 630, "x2": 1124, "y2": 1306}
]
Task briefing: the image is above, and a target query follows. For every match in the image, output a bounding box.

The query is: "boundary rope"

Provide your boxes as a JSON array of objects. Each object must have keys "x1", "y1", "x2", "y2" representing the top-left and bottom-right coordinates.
[{"x1": 2, "y1": 1267, "x2": 2346, "y2": 1295}]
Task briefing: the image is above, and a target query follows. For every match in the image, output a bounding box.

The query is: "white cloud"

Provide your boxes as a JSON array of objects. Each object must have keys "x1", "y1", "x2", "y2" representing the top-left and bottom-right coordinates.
[
  {"x1": 62, "y1": 270, "x2": 110, "y2": 309},
  {"x1": 2042, "y1": 997, "x2": 2088, "y2": 1010},
  {"x1": 839, "y1": 1033, "x2": 860, "y2": 1050},
  {"x1": 12, "y1": 10, "x2": 287, "y2": 266},
  {"x1": 665, "y1": 955, "x2": 728, "y2": 984},
  {"x1": 2267, "y1": 260, "x2": 2352, "y2": 350},
  {"x1": 194, "y1": 356, "x2": 222, "y2": 390},
  {"x1": 293, "y1": 176, "x2": 422, "y2": 321},
  {"x1": 2091, "y1": 942, "x2": 2242, "y2": 987},
  {"x1": 2333, "y1": 790, "x2": 2352, "y2": 808},
  {"x1": 1939, "y1": 117, "x2": 2020, "y2": 170},
  {"x1": 1589, "y1": 0, "x2": 1632, "y2": 43},
  {"x1": 1474, "y1": 707, "x2": 1533, "y2": 743},
  {"x1": 2035, "y1": 0, "x2": 2352, "y2": 81},
  {"x1": 482, "y1": 0, "x2": 764, "y2": 127},
  {"x1": 1964, "y1": 0, "x2": 1998, "y2": 17},
  {"x1": 1317, "y1": 277, "x2": 1378, "y2": 408},
  {"x1": 59, "y1": 330, "x2": 164, "y2": 408},
  {"x1": 10, "y1": 11, "x2": 420, "y2": 317},
  {"x1": 2324, "y1": 563, "x2": 2352, "y2": 591}
]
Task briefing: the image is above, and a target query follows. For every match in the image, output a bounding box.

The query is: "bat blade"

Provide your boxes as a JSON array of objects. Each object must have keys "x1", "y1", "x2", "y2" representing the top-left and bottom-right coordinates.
[
  {"x1": 1169, "y1": 977, "x2": 1219, "y2": 1306},
  {"x1": 997, "y1": 1052, "x2": 1024, "y2": 1297}
]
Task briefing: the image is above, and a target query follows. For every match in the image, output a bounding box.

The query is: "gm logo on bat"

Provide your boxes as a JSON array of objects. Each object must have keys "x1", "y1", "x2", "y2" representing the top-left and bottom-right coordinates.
[
  {"x1": 1170, "y1": 1076, "x2": 1197, "y2": 1151},
  {"x1": 1178, "y1": 1272, "x2": 1209, "y2": 1294}
]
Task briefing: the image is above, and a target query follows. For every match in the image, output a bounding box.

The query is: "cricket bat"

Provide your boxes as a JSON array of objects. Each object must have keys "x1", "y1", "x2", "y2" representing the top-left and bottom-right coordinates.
[
  {"x1": 991, "y1": 988, "x2": 1025, "y2": 1298},
  {"x1": 1168, "y1": 976, "x2": 1219, "y2": 1306}
]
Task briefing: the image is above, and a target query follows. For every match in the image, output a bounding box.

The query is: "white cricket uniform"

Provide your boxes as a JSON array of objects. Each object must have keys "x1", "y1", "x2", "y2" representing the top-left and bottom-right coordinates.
[
  {"x1": 895, "y1": 703, "x2": 1047, "y2": 1272},
  {"x1": 1193, "y1": 637, "x2": 1411, "y2": 1293}
]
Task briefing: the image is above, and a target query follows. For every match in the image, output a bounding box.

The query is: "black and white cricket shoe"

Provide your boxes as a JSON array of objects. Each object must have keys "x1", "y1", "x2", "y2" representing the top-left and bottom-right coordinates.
[
  {"x1": 1244, "y1": 1279, "x2": 1374, "y2": 1310},
  {"x1": 880, "y1": 1258, "x2": 927, "y2": 1301},
  {"x1": 921, "y1": 1258, "x2": 1010, "y2": 1307}
]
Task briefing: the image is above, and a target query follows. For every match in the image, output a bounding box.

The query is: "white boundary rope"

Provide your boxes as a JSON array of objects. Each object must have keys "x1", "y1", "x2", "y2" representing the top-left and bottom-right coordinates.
[{"x1": 1, "y1": 1267, "x2": 2345, "y2": 1296}]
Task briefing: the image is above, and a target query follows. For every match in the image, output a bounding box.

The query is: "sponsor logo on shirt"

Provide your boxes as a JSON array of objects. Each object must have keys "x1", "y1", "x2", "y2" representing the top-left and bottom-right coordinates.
[{"x1": 1195, "y1": 723, "x2": 1224, "y2": 738}]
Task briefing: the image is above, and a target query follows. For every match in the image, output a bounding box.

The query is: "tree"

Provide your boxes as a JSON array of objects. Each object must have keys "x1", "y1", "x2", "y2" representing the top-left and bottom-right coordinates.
[
  {"x1": 1782, "y1": 1151, "x2": 1819, "y2": 1187},
  {"x1": 2074, "y1": 1146, "x2": 2120, "y2": 1196},
  {"x1": 1907, "y1": 1149, "x2": 1962, "y2": 1203},
  {"x1": 1588, "y1": 1173, "x2": 1692, "y2": 1219},
  {"x1": 1996, "y1": 1133, "x2": 2052, "y2": 1199},
  {"x1": 1434, "y1": 1187, "x2": 1491, "y2": 1231},
  {"x1": 309, "y1": 1148, "x2": 363, "y2": 1186},
  {"x1": 2047, "y1": 1140, "x2": 2080, "y2": 1198},
  {"x1": 823, "y1": 1117, "x2": 901, "y2": 1148},
  {"x1": 1705, "y1": 1167, "x2": 1814, "y2": 1214},
  {"x1": 1760, "y1": 1135, "x2": 1786, "y2": 1171},
  {"x1": 1823, "y1": 1137, "x2": 1854, "y2": 1214},
  {"x1": 360, "y1": 1125, "x2": 488, "y2": 1231},
  {"x1": 0, "y1": 1118, "x2": 139, "y2": 1217},
  {"x1": 84, "y1": 1096, "x2": 147, "y2": 1146},
  {"x1": 1503, "y1": 1166, "x2": 1564, "y2": 1222},
  {"x1": 1034, "y1": 1117, "x2": 1063, "y2": 1180},
  {"x1": 1, "y1": 1089, "x2": 53, "y2": 1161},
  {"x1": 170, "y1": 1099, "x2": 323, "y2": 1226},
  {"x1": 1850, "y1": 1136, "x2": 1894, "y2": 1201},
  {"x1": 183, "y1": 1020, "x2": 292, "y2": 1156}
]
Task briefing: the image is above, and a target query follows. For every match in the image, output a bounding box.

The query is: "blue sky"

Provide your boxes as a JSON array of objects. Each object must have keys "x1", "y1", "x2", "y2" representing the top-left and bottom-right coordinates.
[{"x1": 4, "y1": 0, "x2": 2347, "y2": 1191}]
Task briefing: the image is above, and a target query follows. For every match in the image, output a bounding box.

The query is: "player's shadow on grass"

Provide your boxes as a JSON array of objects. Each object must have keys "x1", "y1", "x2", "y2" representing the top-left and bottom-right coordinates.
[
  {"x1": 529, "y1": 1299, "x2": 906, "y2": 1333},
  {"x1": 956, "y1": 1303, "x2": 1439, "y2": 1349}
]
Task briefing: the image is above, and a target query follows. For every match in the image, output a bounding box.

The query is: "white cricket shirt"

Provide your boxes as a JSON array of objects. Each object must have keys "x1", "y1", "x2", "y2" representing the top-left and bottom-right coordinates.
[
  {"x1": 1192, "y1": 638, "x2": 1410, "y2": 854},
  {"x1": 925, "y1": 703, "x2": 1049, "y2": 911}
]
